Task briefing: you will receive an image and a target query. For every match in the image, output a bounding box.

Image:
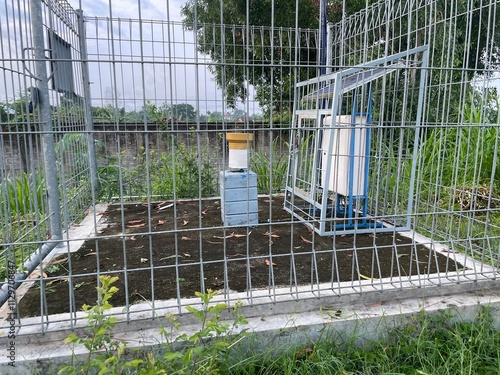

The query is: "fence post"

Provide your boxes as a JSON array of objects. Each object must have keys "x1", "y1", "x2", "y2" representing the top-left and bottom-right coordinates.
[
  {"x1": 30, "y1": 0, "x2": 63, "y2": 243},
  {"x1": 76, "y1": 9, "x2": 99, "y2": 192}
]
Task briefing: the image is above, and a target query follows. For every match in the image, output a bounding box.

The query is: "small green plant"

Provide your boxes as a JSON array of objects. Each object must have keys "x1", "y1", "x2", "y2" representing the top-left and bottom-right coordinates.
[
  {"x1": 59, "y1": 275, "x2": 144, "y2": 375},
  {"x1": 160, "y1": 290, "x2": 248, "y2": 374},
  {"x1": 46, "y1": 264, "x2": 61, "y2": 274},
  {"x1": 74, "y1": 281, "x2": 91, "y2": 290},
  {"x1": 59, "y1": 278, "x2": 247, "y2": 374},
  {"x1": 35, "y1": 281, "x2": 57, "y2": 295}
]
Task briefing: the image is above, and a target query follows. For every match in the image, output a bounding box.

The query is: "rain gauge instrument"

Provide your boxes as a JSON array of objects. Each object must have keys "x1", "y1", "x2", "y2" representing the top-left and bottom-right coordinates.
[
  {"x1": 220, "y1": 133, "x2": 258, "y2": 227},
  {"x1": 284, "y1": 46, "x2": 429, "y2": 236}
]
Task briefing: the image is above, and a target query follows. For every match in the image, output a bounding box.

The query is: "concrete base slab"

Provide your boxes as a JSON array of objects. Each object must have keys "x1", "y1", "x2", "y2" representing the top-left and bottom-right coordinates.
[{"x1": 2, "y1": 282, "x2": 500, "y2": 374}]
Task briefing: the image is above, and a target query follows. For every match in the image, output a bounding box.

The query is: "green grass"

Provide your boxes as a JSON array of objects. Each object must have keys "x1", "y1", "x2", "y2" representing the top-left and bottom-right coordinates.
[
  {"x1": 230, "y1": 309, "x2": 500, "y2": 374},
  {"x1": 96, "y1": 141, "x2": 217, "y2": 201},
  {"x1": 56, "y1": 281, "x2": 500, "y2": 375},
  {"x1": 371, "y1": 91, "x2": 500, "y2": 263},
  {"x1": 0, "y1": 171, "x2": 47, "y2": 279},
  {"x1": 216, "y1": 308, "x2": 500, "y2": 375},
  {"x1": 250, "y1": 136, "x2": 289, "y2": 194}
]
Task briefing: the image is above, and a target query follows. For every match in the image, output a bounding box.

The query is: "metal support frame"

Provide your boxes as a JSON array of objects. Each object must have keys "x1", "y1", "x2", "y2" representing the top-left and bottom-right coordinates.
[
  {"x1": 30, "y1": 0, "x2": 63, "y2": 243},
  {"x1": 284, "y1": 46, "x2": 429, "y2": 236},
  {"x1": 0, "y1": 0, "x2": 65, "y2": 311},
  {"x1": 76, "y1": 9, "x2": 99, "y2": 192}
]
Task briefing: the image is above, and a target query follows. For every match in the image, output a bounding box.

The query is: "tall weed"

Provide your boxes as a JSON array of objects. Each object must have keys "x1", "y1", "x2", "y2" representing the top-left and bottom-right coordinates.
[
  {"x1": 150, "y1": 143, "x2": 217, "y2": 199},
  {"x1": 0, "y1": 171, "x2": 45, "y2": 219},
  {"x1": 96, "y1": 142, "x2": 217, "y2": 201},
  {"x1": 250, "y1": 137, "x2": 289, "y2": 194}
]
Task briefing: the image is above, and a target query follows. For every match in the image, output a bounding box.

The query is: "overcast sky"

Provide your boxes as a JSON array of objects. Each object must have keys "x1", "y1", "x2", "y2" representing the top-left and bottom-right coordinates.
[
  {"x1": 64, "y1": 0, "x2": 246, "y2": 115},
  {"x1": 67, "y1": 0, "x2": 185, "y2": 21},
  {"x1": 0, "y1": 0, "x2": 258, "y2": 116},
  {"x1": 67, "y1": 0, "x2": 500, "y2": 114}
]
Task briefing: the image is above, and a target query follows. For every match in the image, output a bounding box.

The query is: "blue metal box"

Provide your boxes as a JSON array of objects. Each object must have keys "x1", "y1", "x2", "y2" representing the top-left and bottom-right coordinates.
[{"x1": 220, "y1": 170, "x2": 259, "y2": 226}]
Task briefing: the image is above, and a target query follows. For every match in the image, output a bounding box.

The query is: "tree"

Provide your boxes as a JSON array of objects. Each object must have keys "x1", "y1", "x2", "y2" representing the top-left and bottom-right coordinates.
[
  {"x1": 0, "y1": 103, "x2": 8, "y2": 123},
  {"x1": 183, "y1": 0, "x2": 499, "y2": 123},
  {"x1": 181, "y1": 0, "x2": 315, "y2": 117},
  {"x1": 92, "y1": 105, "x2": 121, "y2": 122},
  {"x1": 249, "y1": 112, "x2": 264, "y2": 123},
  {"x1": 456, "y1": 0, "x2": 500, "y2": 76},
  {"x1": 167, "y1": 104, "x2": 197, "y2": 122},
  {"x1": 207, "y1": 111, "x2": 223, "y2": 123},
  {"x1": 230, "y1": 108, "x2": 246, "y2": 121},
  {"x1": 181, "y1": 1, "x2": 374, "y2": 119},
  {"x1": 122, "y1": 110, "x2": 143, "y2": 123}
]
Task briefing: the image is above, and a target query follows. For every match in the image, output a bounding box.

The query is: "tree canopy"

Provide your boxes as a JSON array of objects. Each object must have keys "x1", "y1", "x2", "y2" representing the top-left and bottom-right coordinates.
[
  {"x1": 182, "y1": 0, "x2": 499, "y2": 121},
  {"x1": 181, "y1": 0, "x2": 373, "y2": 118},
  {"x1": 0, "y1": 103, "x2": 9, "y2": 123}
]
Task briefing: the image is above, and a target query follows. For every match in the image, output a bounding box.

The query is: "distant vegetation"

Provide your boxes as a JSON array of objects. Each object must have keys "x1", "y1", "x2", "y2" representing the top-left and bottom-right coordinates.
[{"x1": 91, "y1": 101, "x2": 267, "y2": 125}]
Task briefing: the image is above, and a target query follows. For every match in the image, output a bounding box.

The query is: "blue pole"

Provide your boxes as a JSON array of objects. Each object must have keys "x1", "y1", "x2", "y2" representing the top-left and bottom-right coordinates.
[{"x1": 320, "y1": 0, "x2": 327, "y2": 75}]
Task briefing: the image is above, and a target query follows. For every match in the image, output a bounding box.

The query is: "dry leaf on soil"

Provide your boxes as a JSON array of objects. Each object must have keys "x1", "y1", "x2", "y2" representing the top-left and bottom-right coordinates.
[
  {"x1": 47, "y1": 277, "x2": 68, "y2": 285},
  {"x1": 264, "y1": 231, "x2": 280, "y2": 238},
  {"x1": 127, "y1": 223, "x2": 146, "y2": 228},
  {"x1": 226, "y1": 253, "x2": 246, "y2": 258},
  {"x1": 300, "y1": 236, "x2": 312, "y2": 244},
  {"x1": 213, "y1": 233, "x2": 235, "y2": 239},
  {"x1": 49, "y1": 257, "x2": 68, "y2": 265},
  {"x1": 128, "y1": 219, "x2": 144, "y2": 224},
  {"x1": 303, "y1": 223, "x2": 313, "y2": 233},
  {"x1": 265, "y1": 259, "x2": 276, "y2": 266},
  {"x1": 359, "y1": 273, "x2": 379, "y2": 281},
  {"x1": 28, "y1": 270, "x2": 47, "y2": 279}
]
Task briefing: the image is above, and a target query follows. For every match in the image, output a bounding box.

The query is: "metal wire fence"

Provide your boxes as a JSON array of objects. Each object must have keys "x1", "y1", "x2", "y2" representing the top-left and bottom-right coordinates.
[
  {"x1": 0, "y1": 0, "x2": 499, "y2": 333},
  {"x1": 0, "y1": 0, "x2": 95, "y2": 323}
]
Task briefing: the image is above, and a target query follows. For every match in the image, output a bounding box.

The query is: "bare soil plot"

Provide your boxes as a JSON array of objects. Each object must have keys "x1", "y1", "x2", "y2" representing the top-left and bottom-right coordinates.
[{"x1": 18, "y1": 196, "x2": 460, "y2": 317}]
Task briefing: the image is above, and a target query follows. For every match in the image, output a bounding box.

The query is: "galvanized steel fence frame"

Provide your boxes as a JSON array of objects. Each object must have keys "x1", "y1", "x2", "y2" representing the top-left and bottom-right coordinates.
[{"x1": 0, "y1": 0, "x2": 498, "y2": 334}]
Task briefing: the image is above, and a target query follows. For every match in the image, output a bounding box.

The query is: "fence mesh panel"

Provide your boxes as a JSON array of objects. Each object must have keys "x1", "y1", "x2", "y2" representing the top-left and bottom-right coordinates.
[{"x1": 0, "y1": 0, "x2": 498, "y2": 333}]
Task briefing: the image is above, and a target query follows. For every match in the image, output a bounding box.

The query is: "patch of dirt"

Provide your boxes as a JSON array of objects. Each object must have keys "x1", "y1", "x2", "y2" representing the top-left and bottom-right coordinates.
[{"x1": 18, "y1": 196, "x2": 461, "y2": 317}]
